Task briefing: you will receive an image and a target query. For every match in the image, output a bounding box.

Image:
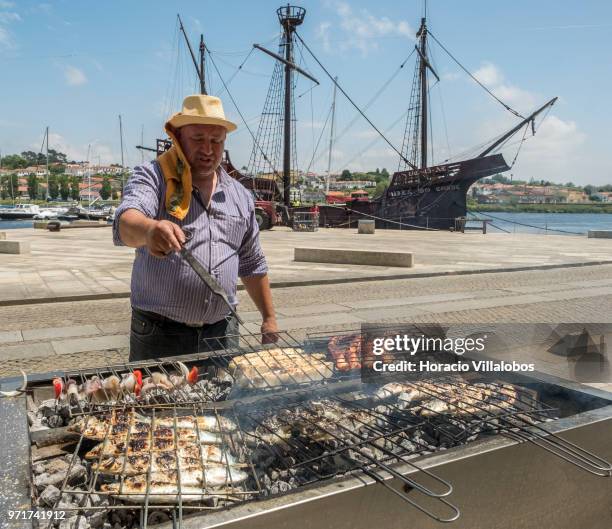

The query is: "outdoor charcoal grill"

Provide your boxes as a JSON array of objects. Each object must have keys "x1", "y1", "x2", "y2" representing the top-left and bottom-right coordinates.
[{"x1": 2, "y1": 330, "x2": 612, "y2": 529}]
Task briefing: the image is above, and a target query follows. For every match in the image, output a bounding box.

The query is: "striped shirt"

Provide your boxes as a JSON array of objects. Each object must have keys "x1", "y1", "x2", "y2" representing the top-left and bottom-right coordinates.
[{"x1": 113, "y1": 161, "x2": 268, "y2": 325}]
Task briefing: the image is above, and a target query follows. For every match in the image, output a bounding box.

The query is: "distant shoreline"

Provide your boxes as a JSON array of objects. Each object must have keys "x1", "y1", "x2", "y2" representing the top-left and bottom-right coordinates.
[{"x1": 469, "y1": 203, "x2": 612, "y2": 214}]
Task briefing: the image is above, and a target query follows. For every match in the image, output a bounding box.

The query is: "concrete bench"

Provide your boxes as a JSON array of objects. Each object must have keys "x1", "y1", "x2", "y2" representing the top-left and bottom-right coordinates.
[
  {"x1": 295, "y1": 247, "x2": 413, "y2": 268},
  {"x1": 0, "y1": 240, "x2": 30, "y2": 254},
  {"x1": 358, "y1": 219, "x2": 375, "y2": 234},
  {"x1": 46, "y1": 220, "x2": 109, "y2": 231},
  {"x1": 588, "y1": 230, "x2": 612, "y2": 239}
]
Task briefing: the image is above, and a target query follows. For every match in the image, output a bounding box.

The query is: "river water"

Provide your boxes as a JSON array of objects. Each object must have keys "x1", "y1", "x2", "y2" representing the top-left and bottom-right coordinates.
[
  {"x1": 466, "y1": 212, "x2": 612, "y2": 235},
  {"x1": 1, "y1": 210, "x2": 612, "y2": 235}
]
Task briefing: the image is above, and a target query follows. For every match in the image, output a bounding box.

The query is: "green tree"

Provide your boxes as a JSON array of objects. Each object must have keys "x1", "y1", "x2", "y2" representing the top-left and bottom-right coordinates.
[
  {"x1": 1, "y1": 174, "x2": 19, "y2": 199},
  {"x1": 1, "y1": 154, "x2": 28, "y2": 169},
  {"x1": 21, "y1": 151, "x2": 44, "y2": 165},
  {"x1": 381, "y1": 168, "x2": 389, "y2": 178},
  {"x1": 70, "y1": 176, "x2": 81, "y2": 200},
  {"x1": 340, "y1": 169, "x2": 352, "y2": 181},
  {"x1": 584, "y1": 185, "x2": 595, "y2": 196},
  {"x1": 48, "y1": 175, "x2": 59, "y2": 200},
  {"x1": 59, "y1": 175, "x2": 70, "y2": 201},
  {"x1": 374, "y1": 180, "x2": 389, "y2": 197},
  {"x1": 49, "y1": 164, "x2": 66, "y2": 175},
  {"x1": 27, "y1": 174, "x2": 39, "y2": 199},
  {"x1": 99, "y1": 177, "x2": 112, "y2": 200}
]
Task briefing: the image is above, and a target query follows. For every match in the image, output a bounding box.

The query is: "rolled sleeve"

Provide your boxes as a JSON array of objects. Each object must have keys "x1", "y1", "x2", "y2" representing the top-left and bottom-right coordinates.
[
  {"x1": 238, "y1": 206, "x2": 268, "y2": 277},
  {"x1": 112, "y1": 163, "x2": 162, "y2": 246}
]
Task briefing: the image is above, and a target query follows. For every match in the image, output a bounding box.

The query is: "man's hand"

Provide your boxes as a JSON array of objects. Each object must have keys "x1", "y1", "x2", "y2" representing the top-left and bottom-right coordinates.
[
  {"x1": 261, "y1": 316, "x2": 279, "y2": 344},
  {"x1": 145, "y1": 220, "x2": 185, "y2": 258}
]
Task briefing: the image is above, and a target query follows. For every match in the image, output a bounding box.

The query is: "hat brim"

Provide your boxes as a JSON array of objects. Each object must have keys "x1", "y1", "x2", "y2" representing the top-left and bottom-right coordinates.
[{"x1": 167, "y1": 113, "x2": 237, "y2": 133}]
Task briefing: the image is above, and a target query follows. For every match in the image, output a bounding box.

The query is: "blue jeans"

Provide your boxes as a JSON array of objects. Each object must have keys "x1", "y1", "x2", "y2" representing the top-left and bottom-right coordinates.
[{"x1": 129, "y1": 307, "x2": 239, "y2": 362}]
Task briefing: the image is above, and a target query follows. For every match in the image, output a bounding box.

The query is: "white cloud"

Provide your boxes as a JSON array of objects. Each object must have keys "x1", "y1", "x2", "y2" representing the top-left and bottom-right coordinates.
[
  {"x1": 0, "y1": 11, "x2": 19, "y2": 23},
  {"x1": 0, "y1": 25, "x2": 13, "y2": 49},
  {"x1": 318, "y1": 1, "x2": 413, "y2": 55},
  {"x1": 470, "y1": 63, "x2": 587, "y2": 182},
  {"x1": 34, "y1": 133, "x2": 117, "y2": 165},
  {"x1": 473, "y1": 62, "x2": 502, "y2": 86},
  {"x1": 64, "y1": 65, "x2": 87, "y2": 86},
  {"x1": 0, "y1": 1, "x2": 20, "y2": 51},
  {"x1": 473, "y1": 61, "x2": 535, "y2": 110},
  {"x1": 512, "y1": 115, "x2": 587, "y2": 180}
]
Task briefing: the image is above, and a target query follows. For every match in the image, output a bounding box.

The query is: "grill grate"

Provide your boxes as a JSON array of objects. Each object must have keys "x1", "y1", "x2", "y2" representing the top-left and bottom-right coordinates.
[
  {"x1": 60, "y1": 331, "x2": 361, "y2": 415},
  {"x1": 34, "y1": 329, "x2": 612, "y2": 528}
]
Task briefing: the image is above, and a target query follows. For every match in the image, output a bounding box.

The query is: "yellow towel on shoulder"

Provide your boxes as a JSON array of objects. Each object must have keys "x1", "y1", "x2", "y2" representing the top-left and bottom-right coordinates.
[{"x1": 157, "y1": 126, "x2": 192, "y2": 221}]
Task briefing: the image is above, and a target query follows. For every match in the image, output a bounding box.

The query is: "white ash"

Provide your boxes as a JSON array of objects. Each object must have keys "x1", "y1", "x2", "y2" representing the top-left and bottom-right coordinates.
[
  {"x1": 39, "y1": 484, "x2": 62, "y2": 507},
  {"x1": 35, "y1": 399, "x2": 72, "y2": 428},
  {"x1": 58, "y1": 515, "x2": 88, "y2": 529},
  {"x1": 34, "y1": 458, "x2": 87, "y2": 491}
]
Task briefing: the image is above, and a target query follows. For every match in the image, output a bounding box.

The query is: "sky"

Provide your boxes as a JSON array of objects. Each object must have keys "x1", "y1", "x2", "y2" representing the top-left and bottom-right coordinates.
[{"x1": 0, "y1": 0, "x2": 610, "y2": 185}]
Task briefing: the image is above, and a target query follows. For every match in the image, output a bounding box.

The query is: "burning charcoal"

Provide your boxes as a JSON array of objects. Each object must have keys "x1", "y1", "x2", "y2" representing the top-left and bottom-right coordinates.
[
  {"x1": 39, "y1": 484, "x2": 62, "y2": 507},
  {"x1": 89, "y1": 494, "x2": 108, "y2": 508},
  {"x1": 147, "y1": 512, "x2": 171, "y2": 526},
  {"x1": 88, "y1": 511, "x2": 107, "y2": 529},
  {"x1": 102, "y1": 524, "x2": 111, "y2": 529},
  {"x1": 277, "y1": 481, "x2": 291, "y2": 493},
  {"x1": 56, "y1": 499, "x2": 78, "y2": 511},
  {"x1": 39, "y1": 399, "x2": 61, "y2": 417},
  {"x1": 32, "y1": 462, "x2": 46, "y2": 475},
  {"x1": 35, "y1": 463, "x2": 87, "y2": 490},
  {"x1": 59, "y1": 515, "x2": 89, "y2": 529},
  {"x1": 46, "y1": 414, "x2": 65, "y2": 428}
]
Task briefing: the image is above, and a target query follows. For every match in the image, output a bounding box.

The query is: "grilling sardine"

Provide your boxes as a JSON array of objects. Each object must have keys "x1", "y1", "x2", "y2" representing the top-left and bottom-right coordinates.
[
  {"x1": 101, "y1": 468, "x2": 249, "y2": 503},
  {"x1": 71, "y1": 412, "x2": 236, "y2": 439},
  {"x1": 91, "y1": 446, "x2": 237, "y2": 475},
  {"x1": 84, "y1": 433, "x2": 223, "y2": 460}
]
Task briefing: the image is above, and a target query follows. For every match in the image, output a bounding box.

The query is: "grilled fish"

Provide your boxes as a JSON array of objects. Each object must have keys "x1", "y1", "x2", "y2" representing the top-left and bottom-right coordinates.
[
  {"x1": 91, "y1": 447, "x2": 238, "y2": 476},
  {"x1": 71, "y1": 412, "x2": 236, "y2": 439},
  {"x1": 228, "y1": 348, "x2": 334, "y2": 389},
  {"x1": 100, "y1": 483, "x2": 212, "y2": 504},
  {"x1": 84, "y1": 433, "x2": 223, "y2": 460},
  {"x1": 100, "y1": 467, "x2": 249, "y2": 503}
]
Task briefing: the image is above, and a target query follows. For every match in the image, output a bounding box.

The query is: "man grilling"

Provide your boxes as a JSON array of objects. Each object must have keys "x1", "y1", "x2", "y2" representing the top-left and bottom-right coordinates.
[{"x1": 113, "y1": 94, "x2": 278, "y2": 361}]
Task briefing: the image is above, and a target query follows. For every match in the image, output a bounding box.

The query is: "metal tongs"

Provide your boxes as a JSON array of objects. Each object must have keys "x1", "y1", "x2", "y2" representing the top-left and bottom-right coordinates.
[{"x1": 179, "y1": 229, "x2": 244, "y2": 325}]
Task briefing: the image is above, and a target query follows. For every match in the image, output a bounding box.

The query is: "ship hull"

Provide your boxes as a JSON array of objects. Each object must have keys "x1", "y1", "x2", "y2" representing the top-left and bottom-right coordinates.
[{"x1": 304, "y1": 154, "x2": 510, "y2": 230}]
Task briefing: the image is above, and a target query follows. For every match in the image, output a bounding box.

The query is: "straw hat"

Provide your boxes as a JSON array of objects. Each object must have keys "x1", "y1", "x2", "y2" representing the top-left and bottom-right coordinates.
[{"x1": 166, "y1": 94, "x2": 237, "y2": 132}]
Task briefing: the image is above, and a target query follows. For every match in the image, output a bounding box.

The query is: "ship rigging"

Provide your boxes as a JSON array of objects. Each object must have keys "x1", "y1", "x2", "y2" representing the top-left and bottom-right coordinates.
[{"x1": 150, "y1": 4, "x2": 557, "y2": 230}]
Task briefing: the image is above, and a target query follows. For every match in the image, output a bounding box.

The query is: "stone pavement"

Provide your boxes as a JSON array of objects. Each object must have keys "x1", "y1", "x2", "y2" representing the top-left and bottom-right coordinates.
[
  {"x1": 0, "y1": 264, "x2": 611, "y2": 393},
  {"x1": 1, "y1": 226, "x2": 611, "y2": 304}
]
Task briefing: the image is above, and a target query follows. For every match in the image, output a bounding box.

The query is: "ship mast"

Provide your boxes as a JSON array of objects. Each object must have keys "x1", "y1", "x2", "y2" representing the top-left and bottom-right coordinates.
[
  {"x1": 279, "y1": 5, "x2": 305, "y2": 207},
  {"x1": 178, "y1": 14, "x2": 207, "y2": 95},
  {"x1": 417, "y1": 17, "x2": 428, "y2": 169},
  {"x1": 326, "y1": 77, "x2": 338, "y2": 194},
  {"x1": 251, "y1": 5, "x2": 318, "y2": 207}
]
